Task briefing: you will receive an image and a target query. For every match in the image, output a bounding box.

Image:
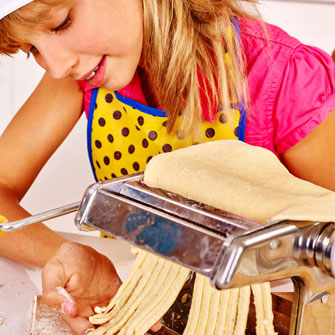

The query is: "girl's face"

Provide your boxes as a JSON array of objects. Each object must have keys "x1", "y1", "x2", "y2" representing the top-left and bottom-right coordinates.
[{"x1": 24, "y1": 0, "x2": 143, "y2": 90}]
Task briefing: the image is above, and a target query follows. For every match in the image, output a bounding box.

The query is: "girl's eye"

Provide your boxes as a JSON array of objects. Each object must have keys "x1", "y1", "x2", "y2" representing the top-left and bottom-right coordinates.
[
  {"x1": 53, "y1": 13, "x2": 72, "y2": 33},
  {"x1": 30, "y1": 45, "x2": 38, "y2": 53},
  {"x1": 27, "y1": 45, "x2": 38, "y2": 58}
]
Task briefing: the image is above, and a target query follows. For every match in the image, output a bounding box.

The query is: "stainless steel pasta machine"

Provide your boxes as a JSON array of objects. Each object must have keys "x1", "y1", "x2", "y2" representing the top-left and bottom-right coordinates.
[{"x1": 1, "y1": 172, "x2": 335, "y2": 335}]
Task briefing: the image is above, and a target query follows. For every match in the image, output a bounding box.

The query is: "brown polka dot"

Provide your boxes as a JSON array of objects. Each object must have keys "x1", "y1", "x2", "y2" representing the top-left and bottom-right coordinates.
[
  {"x1": 136, "y1": 126, "x2": 140, "y2": 131},
  {"x1": 234, "y1": 127, "x2": 239, "y2": 137},
  {"x1": 95, "y1": 103, "x2": 98, "y2": 110},
  {"x1": 113, "y1": 110, "x2": 122, "y2": 120},
  {"x1": 162, "y1": 144, "x2": 172, "y2": 152},
  {"x1": 205, "y1": 128, "x2": 215, "y2": 138},
  {"x1": 162, "y1": 121, "x2": 167, "y2": 127},
  {"x1": 96, "y1": 161, "x2": 101, "y2": 169},
  {"x1": 123, "y1": 107, "x2": 127, "y2": 113},
  {"x1": 142, "y1": 138, "x2": 149, "y2": 148},
  {"x1": 105, "y1": 94, "x2": 113, "y2": 103},
  {"x1": 147, "y1": 156, "x2": 153, "y2": 164},
  {"x1": 121, "y1": 168, "x2": 128, "y2": 175},
  {"x1": 104, "y1": 176, "x2": 108, "y2": 180},
  {"x1": 122, "y1": 127, "x2": 130, "y2": 137},
  {"x1": 112, "y1": 173, "x2": 117, "y2": 178},
  {"x1": 95, "y1": 140, "x2": 102, "y2": 149},
  {"x1": 114, "y1": 151, "x2": 122, "y2": 160},
  {"x1": 98, "y1": 118, "x2": 106, "y2": 126},
  {"x1": 219, "y1": 113, "x2": 228, "y2": 124},
  {"x1": 128, "y1": 145, "x2": 135, "y2": 154},
  {"x1": 133, "y1": 162, "x2": 140, "y2": 171},
  {"x1": 107, "y1": 134, "x2": 114, "y2": 143},
  {"x1": 138, "y1": 116, "x2": 144, "y2": 126},
  {"x1": 148, "y1": 131, "x2": 157, "y2": 141},
  {"x1": 104, "y1": 156, "x2": 110, "y2": 165}
]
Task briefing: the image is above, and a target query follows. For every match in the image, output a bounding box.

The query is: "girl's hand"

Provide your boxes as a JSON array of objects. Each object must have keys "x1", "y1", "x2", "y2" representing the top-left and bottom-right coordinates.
[{"x1": 41, "y1": 241, "x2": 122, "y2": 335}]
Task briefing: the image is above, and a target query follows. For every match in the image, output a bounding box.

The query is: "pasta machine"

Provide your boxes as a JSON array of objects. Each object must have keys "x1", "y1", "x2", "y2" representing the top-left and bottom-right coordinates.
[{"x1": 2, "y1": 172, "x2": 335, "y2": 335}]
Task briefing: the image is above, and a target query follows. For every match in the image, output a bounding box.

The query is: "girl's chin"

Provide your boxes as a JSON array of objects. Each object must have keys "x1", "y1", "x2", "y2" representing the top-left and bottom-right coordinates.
[
  {"x1": 101, "y1": 80, "x2": 132, "y2": 91},
  {"x1": 102, "y1": 69, "x2": 137, "y2": 91}
]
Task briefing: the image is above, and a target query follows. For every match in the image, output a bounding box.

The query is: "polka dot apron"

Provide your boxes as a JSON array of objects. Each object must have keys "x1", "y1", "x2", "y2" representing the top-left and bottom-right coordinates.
[{"x1": 87, "y1": 88, "x2": 247, "y2": 182}]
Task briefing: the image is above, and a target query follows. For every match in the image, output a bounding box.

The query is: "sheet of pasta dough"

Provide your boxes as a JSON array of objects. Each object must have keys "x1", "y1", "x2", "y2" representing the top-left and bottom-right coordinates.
[{"x1": 144, "y1": 140, "x2": 335, "y2": 224}]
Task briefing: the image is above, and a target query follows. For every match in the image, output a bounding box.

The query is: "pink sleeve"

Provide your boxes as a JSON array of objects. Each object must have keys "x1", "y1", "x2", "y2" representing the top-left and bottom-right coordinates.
[{"x1": 274, "y1": 45, "x2": 335, "y2": 153}]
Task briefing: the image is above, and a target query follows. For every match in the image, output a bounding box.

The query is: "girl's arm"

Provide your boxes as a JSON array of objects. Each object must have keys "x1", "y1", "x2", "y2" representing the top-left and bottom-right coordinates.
[
  {"x1": 281, "y1": 110, "x2": 335, "y2": 191},
  {"x1": 0, "y1": 72, "x2": 124, "y2": 335},
  {"x1": 0, "y1": 72, "x2": 83, "y2": 266}
]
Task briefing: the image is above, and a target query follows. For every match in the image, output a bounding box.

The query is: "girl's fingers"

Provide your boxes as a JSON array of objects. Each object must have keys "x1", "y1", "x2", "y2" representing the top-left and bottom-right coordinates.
[{"x1": 62, "y1": 313, "x2": 95, "y2": 335}]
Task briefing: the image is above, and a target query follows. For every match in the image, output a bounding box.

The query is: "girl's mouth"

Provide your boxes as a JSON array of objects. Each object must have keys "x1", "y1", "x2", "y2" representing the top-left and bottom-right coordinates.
[
  {"x1": 84, "y1": 55, "x2": 107, "y2": 87},
  {"x1": 86, "y1": 65, "x2": 99, "y2": 80}
]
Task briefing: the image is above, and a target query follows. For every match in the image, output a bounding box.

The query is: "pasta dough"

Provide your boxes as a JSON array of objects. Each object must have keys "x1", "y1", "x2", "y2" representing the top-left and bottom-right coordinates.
[{"x1": 144, "y1": 139, "x2": 335, "y2": 224}]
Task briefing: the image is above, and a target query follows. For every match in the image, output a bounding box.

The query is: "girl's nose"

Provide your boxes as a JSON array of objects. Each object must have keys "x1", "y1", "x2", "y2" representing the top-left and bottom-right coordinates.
[{"x1": 34, "y1": 42, "x2": 79, "y2": 80}]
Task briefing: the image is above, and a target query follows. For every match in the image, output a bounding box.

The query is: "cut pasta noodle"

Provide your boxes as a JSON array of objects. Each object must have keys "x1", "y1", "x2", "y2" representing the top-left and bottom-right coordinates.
[
  {"x1": 88, "y1": 255, "x2": 265, "y2": 335},
  {"x1": 88, "y1": 249, "x2": 190, "y2": 335},
  {"x1": 251, "y1": 283, "x2": 276, "y2": 335},
  {"x1": 183, "y1": 274, "x2": 249, "y2": 335},
  {"x1": 234, "y1": 285, "x2": 251, "y2": 335}
]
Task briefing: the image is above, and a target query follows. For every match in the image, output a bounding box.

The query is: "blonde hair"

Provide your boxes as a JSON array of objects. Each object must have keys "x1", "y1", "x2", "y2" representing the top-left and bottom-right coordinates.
[
  {"x1": 0, "y1": 0, "x2": 261, "y2": 139},
  {"x1": 142, "y1": 0, "x2": 262, "y2": 139}
]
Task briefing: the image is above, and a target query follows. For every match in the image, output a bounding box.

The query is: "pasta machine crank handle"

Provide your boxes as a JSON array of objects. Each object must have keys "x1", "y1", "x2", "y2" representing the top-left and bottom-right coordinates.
[
  {"x1": 0, "y1": 174, "x2": 144, "y2": 233},
  {"x1": 0, "y1": 202, "x2": 81, "y2": 232},
  {"x1": 213, "y1": 220, "x2": 335, "y2": 335}
]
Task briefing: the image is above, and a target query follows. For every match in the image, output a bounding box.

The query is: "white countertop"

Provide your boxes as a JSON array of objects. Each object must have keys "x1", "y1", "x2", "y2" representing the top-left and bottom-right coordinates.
[{"x1": 0, "y1": 232, "x2": 135, "y2": 335}]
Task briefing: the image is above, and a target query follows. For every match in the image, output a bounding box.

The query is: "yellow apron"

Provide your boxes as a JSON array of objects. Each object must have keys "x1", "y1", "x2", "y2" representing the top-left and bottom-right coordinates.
[{"x1": 87, "y1": 89, "x2": 246, "y2": 182}]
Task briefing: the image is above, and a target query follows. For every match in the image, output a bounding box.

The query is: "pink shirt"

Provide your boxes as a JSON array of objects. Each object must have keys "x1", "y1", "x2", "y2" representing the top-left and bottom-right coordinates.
[
  {"x1": 241, "y1": 18, "x2": 335, "y2": 154},
  {"x1": 79, "y1": 18, "x2": 335, "y2": 156}
]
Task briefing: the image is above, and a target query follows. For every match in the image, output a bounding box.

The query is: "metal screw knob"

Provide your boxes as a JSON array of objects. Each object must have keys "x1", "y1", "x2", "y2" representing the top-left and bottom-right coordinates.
[{"x1": 293, "y1": 222, "x2": 335, "y2": 277}]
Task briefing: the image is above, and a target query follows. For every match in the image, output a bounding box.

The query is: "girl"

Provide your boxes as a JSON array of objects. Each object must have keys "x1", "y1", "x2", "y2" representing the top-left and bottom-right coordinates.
[{"x1": 1, "y1": 0, "x2": 335, "y2": 334}]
